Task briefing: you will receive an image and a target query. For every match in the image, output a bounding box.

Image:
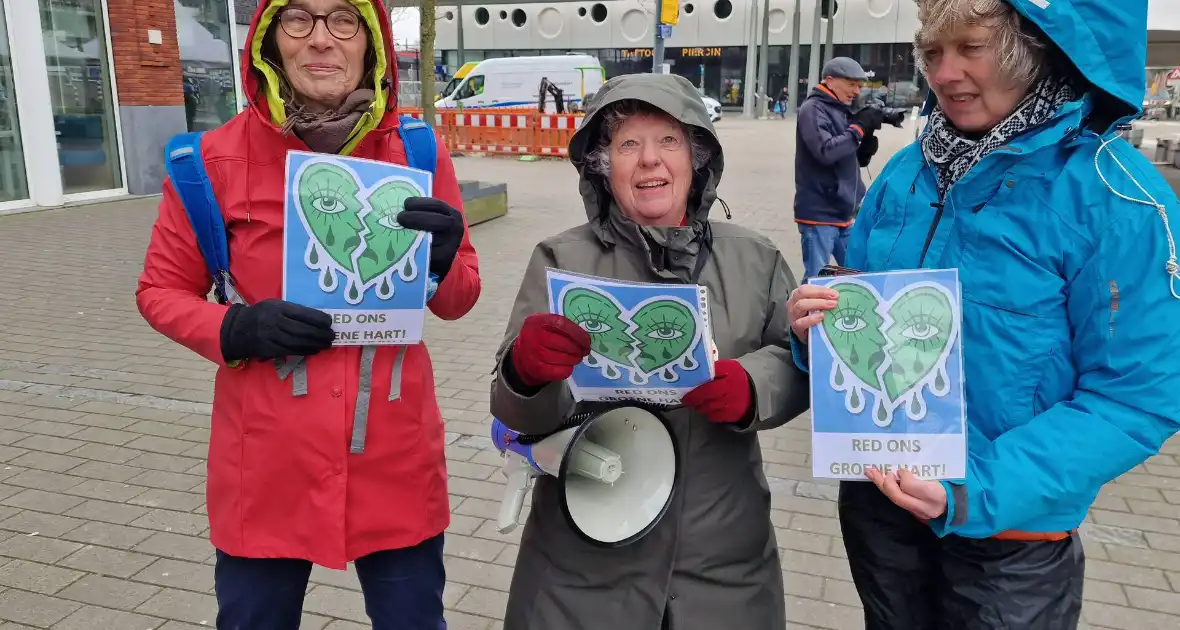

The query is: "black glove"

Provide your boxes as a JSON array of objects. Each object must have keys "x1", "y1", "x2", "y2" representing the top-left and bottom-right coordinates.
[
  {"x1": 397, "y1": 197, "x2": 465, "y2": 282},
  {"x1": 853, "y1": 106, "x2": 885, "y2": 132},
  {"x1": 220, "y1": 299, "x2": 336, "y2": 362},
  {"x1": 857, "y1": 134, "x2": 880, "y2": 168}
]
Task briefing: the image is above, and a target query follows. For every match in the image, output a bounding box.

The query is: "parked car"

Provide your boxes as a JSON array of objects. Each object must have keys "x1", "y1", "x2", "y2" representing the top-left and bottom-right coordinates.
[{"x1": 701, "y1": 95, "x2": 722, "y2": 122}]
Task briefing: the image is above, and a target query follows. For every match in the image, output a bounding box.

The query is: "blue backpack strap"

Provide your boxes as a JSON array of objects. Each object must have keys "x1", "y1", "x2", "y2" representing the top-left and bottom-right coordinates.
[
  {"x1": 397, "y1": 114, "x2": 438, "y2": 174},
  {"x1": 396, "y1": 114, "x2": 443, "y2": 301},
  {"x1": 163, "y1": 131, "x2": 234, "y2": 305}
]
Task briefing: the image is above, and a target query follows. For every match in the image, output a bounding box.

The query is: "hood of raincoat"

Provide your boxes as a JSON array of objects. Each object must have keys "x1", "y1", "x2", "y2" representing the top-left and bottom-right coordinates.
[
  {"x1": 241, "y1": 0, "x2": 399, "y2": 155},
  {"x1": 568, "y1": 73, "x2": 724, "y2": 227},
  {"x1": 921, "y1": 0, "x2": 1147, "y2": 131}
]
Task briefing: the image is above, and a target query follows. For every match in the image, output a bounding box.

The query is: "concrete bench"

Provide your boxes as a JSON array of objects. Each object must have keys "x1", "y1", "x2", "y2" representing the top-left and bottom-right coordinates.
[{"x1": 459, "y1": 180, "x2": 508, "y2": 226}]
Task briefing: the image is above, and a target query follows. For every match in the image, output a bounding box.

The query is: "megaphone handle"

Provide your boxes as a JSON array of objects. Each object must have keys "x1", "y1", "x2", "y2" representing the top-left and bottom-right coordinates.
[{"x1": 498, "y1": 467, "x2": 533, "y2": 534}]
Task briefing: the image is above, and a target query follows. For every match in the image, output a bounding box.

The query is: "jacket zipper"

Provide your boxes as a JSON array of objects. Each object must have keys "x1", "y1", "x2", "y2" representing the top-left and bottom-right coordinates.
[{"x1": 917, "y1": 194, "x2": 946, "y2": 268}]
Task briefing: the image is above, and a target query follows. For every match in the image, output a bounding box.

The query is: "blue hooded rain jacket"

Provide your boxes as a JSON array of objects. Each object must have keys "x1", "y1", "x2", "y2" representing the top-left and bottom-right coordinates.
[{"x1": 822, "y1": 0, "x2": 1180, "y2": 539}]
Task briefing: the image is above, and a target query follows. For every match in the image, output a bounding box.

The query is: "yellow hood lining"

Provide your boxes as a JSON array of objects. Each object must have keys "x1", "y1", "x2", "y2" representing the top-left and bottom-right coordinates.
[{"x1": 249, "y1": 0, "x2": 389, "y2": 155}]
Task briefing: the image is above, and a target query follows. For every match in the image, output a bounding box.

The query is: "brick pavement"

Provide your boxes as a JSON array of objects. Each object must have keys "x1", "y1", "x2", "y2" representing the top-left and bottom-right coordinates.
[{"x1": 0, "y1": 118, "x2": 1178, "y2": 629}]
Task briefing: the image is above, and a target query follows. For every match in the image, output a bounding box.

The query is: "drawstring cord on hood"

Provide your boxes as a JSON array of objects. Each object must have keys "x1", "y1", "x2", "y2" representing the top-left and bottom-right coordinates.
[
  {"x1": 717, "y1": 198, "x2": 732, "y2": 220},
  {"x1": 1092, "y1": 133, "x2": 1180, "y2": 300}
]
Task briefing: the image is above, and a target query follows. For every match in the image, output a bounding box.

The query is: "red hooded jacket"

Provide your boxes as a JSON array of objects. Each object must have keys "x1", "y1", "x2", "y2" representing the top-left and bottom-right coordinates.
[{"x1": 135, "y1": 0, "x2": 480, "y2": 569}]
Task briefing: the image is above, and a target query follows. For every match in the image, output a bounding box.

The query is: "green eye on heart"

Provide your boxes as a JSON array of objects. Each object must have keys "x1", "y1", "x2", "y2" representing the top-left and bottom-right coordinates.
[
  {"x1": 357, "y1": 178, "x2": 427, "y2": 286},
  {"x1": 297, "y1": 162, "x2": 364, "y2": 273}
]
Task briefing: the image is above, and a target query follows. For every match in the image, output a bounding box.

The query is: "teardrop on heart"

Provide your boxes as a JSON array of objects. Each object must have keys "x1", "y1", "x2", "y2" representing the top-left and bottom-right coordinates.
[
  {"x1": 319, "y1": 266, "x2": 337, "y2": 293},
  {"x1": 845, "y1": 384, "x2": 865, "y2": 413},
  {"x1": 907, "y1": 393, "x2": 927, "y2": 420},
  {"x1": 931, "y1": 365, "x2": 950, "y2": 396},
  {"x1": 873, "y1": 397, "x2": 892, "y2": 428},
  {"x1": 377, "y1": 275, "x2": 393, "y2": 300}
]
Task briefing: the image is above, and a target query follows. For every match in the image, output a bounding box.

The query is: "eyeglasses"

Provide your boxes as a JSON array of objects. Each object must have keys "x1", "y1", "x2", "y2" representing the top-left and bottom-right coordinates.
[{"x1": 278, "y1": 7, "x2": 362, "y2": 40}]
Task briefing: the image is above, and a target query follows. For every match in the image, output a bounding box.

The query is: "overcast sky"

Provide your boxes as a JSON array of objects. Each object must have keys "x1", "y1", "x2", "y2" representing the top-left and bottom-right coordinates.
[{"x1": 389, "y1": 1, "x2": 1180, "y2": 49}]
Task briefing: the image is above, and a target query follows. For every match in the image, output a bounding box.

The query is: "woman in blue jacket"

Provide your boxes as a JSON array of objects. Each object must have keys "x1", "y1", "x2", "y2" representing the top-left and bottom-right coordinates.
[{"x1": 787, "y1": 0, "x2": 1180, "y2": 627}]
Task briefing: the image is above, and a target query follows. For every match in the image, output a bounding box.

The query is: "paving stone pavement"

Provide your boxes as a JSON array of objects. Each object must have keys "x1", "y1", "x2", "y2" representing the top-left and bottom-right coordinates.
[{"x1": 0, "y1": 118, "x2": 1178, "y2": 629}]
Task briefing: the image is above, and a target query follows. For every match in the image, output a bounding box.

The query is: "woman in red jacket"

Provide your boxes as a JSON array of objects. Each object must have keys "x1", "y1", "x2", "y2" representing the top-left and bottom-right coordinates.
[{"x1": 135, "y1": 0, "x2": 480, "y2": 627}]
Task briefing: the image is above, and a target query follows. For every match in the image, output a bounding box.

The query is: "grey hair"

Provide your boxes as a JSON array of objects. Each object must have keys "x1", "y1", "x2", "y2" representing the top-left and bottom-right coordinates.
[
  {"x1": 913, "y1": 0, "x2": 1047, "y2": 90},
  {"x1": 583, "y1": 100, "x2": 713, "y2": 178}
]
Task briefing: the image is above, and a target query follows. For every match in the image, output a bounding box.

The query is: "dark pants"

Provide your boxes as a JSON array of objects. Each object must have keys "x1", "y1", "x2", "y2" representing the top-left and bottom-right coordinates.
[
  {"x1": 838, "y1": 482, "x2": 1085, "y2": 630},
  {"x1": 214, "y1": 533, "x2": 447, "y2": 630},
  {"x1": 799, "y1": 223, "x2": 851, "y2": 281}
]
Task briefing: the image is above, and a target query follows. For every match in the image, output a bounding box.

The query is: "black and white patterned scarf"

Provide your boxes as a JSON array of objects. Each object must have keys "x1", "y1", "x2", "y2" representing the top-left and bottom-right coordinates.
[{"x1": 921, "y1": 74, "x2": 1078, "y2": 196}]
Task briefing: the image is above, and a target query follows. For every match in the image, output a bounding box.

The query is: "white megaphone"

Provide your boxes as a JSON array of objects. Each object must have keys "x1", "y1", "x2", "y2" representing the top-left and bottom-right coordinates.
[{"x1": 490, "y1": 406, "x2": 680, "y2": 547}]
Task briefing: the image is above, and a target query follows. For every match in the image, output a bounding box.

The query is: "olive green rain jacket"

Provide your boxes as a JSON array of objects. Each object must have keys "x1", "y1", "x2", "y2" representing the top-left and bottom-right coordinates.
[{"x1": 489, "y1": 72, "x2": 811, "y2": 630}]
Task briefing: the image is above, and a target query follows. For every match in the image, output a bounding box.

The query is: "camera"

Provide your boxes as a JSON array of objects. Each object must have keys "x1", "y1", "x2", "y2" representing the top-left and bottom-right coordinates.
[{"x1": 855, "y1": 97, "x2": 906, "y2": 128}]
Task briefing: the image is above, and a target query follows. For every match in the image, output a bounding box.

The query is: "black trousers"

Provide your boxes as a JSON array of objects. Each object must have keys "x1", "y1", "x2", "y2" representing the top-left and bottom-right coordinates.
[
  {"x1": 838, "y1": 481, "x2": 1085, "y2": 630},
  {"x1": 213, "y1": 533, "x2": 447, "y2": 630}
]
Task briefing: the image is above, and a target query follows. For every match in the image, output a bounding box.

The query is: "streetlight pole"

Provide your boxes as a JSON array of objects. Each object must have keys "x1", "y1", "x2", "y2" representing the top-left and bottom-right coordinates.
[
  {"x1": 786, "y1": 0, "x2": 801, "y2": 114},
  {"x1": 653, "y1": 0, "x2": 666, "y2": 73},
  {"x1": 823, "y1": 0, "x2": 835, "y2": 67},
  {"x1": 742, "y1": 0, "x2": 758, "y2": 117},
  {"x1": 756, "y1": 0, "x2": 770, "y2": 118},
  {"x1": 456, "y1": 6, "x2": 466, "y2": 67},
  {"x1": 807, "y1": 0, "x2": 822, "y2": 94}
]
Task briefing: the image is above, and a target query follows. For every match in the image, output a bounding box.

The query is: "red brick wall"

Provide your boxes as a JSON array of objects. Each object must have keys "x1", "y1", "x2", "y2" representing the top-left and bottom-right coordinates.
[{"x1": 106, "y1": 0, "x2": 183, "y2": 107}]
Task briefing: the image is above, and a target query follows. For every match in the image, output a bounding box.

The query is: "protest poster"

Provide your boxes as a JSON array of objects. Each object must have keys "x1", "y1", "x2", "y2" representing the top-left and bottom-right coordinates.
[
  {"x1": 545, "y1": 268, "x2": 717, "y2": 406},
  {"x1": 282, "y1": 150, "x2": 433, "y2": 346},
  {"x1": 808, "y1": 268, "x2": 966, "y2": 481}
]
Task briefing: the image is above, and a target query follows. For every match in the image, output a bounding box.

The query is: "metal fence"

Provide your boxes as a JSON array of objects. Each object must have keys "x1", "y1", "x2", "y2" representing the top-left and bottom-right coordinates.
[{"x1": 396, "y1": 80, "x2": 447, "y2": 109}]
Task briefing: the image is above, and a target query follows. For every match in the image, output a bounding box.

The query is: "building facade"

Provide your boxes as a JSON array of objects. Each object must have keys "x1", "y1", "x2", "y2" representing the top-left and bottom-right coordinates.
[
  {"x1": 433, "y1": 0, "x2": 929, "y2": 109},
  {"x1": 0, "y1": 0, "x2": 243, "y2": 213}
]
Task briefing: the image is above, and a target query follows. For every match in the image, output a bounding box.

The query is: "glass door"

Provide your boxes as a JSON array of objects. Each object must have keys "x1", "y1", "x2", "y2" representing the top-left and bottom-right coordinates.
[
  {"x1": 39, "y1": 0, "x2": 123, "y2": 194},
  {"x1": 0, "y1": 1, "x2": 28, "y2": 203},
  {"x1": 176, "y1": 0, "x2": 236, "y2": 131}
]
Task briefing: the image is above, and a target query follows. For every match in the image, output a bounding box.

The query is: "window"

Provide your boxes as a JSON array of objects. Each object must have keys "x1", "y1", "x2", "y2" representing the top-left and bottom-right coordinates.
[
  {"x1": 0, "y1": 2, "x2": 28, "y2": 202},
  {"x1": 39, "y1": 0, "x2": 123, "y2": 194},
  {"x1": 456, "y1": 75, "x2": 485, "y2": 99},
  {"x1": 175, "y1": 0, "x2": 237, "y2": 131}
]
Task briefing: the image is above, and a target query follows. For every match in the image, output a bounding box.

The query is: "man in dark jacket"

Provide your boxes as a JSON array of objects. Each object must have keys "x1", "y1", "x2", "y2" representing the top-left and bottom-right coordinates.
[{"x1": 794, "y1": 57, "x2": 883, "y2": 279}]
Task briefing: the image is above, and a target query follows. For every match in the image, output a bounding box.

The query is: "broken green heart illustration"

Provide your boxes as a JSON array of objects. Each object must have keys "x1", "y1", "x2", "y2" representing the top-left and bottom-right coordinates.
[
  {"x1": 294, "y1": 160, "x2": 428, "y2": 305},
  {"x1": 819, "y1": 279, "x2": 956, "y2": 427},
  {"x1": 560, "y1": 285, "x2": 700, "y2": 384}
]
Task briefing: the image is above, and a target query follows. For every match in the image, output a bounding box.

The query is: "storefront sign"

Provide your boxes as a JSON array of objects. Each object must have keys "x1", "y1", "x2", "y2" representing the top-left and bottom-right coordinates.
[
  {"x1": 680, "y1": 47, "x2": 723, "y2": 58},
  {"x1": 623, "y1": 47, "x2": 725, "y2": 59}
]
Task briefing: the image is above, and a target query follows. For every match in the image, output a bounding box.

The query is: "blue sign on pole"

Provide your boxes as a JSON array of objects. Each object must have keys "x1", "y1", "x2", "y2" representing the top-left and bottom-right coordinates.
[{"x1": 658, "y1": 24, "x2": 673, "y2": 39}]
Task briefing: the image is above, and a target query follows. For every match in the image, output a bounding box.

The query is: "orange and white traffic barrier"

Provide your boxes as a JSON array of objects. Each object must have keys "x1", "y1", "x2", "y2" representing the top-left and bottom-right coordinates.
[{"x1": 398, "y1": 108, "x2": 584, "y2": 158}]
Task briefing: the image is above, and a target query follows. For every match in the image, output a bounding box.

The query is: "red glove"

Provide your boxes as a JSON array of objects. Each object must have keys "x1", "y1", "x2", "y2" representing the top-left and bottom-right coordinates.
[
  {"x1": 510, "y1": 313, "x2": 592, "y2": 387},
  {"x1": 682, "y1": 359, "x2": 754, "y2": 423}
]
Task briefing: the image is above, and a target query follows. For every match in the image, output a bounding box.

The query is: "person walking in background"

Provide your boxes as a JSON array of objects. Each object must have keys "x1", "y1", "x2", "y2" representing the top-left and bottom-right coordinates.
[
  {"x1": 135, "y1": 0, "x2": 481, "y2": 627},
  {"x1": 777, "y1": 86, "x2": 790, "y2": 118},
  {"x1": 794, "y1": 57, "x2": 884, "y2": 280}
]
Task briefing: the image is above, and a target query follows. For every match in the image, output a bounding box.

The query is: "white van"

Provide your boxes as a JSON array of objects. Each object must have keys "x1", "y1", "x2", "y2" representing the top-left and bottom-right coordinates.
[{"x1": 435, "y1": 54, "x2": 606, "y2": 112}]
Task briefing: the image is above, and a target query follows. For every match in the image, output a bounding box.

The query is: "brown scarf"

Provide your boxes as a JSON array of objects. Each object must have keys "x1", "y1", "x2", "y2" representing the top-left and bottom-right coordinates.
[{"x1": 281, "y1": 88, "x2": 375, "y2": 154}]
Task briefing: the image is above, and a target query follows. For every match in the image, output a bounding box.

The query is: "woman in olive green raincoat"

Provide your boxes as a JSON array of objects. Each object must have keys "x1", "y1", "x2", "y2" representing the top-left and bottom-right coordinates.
[{"x1": 489, "y1": 72, "x2": 810, "y2": 630}]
